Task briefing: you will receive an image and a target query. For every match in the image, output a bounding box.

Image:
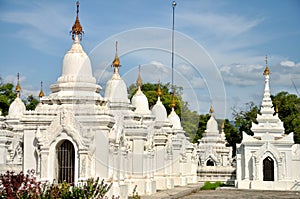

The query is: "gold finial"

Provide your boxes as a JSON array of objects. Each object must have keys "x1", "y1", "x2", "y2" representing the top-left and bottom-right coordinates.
[
  {"x1": 15, "y1": 73, "x2": 21, "y2": 93},
  {"x1": 71, "y1": 1, "x2": 84, "y2": 41},
  {"x1": 157, "y1": 80, "x2": 162, "y2": 97},
  {"x1": 112, "y1": 41, "x2": 121, "y2": 68},
  {"x1": 263, "y1": 55, "x2": 270, "y2": 75},
  {"x1": 209, "y1": 105, "x2": 214, "y2": 114},
  {"x1": 221, "y1": 122, "x2": 225, "y2": 129},
  {"x1": 136, "y1": 65, "x2": 143, "y2": 88},
  {"x1": 171, "y1": 92, "x2": 176, "y2": 109},
  {"x1": 275, "y1": 106, "x2": 278, "y2": 113},
  {"x1": 39, "y1": 81, "x2": 45, "y2": 98}
]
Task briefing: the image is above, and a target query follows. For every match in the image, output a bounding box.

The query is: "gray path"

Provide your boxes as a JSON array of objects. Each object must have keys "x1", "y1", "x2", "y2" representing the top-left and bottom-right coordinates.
[{"x1": 182, "y1": 188, "x2": 300, "y2": 199}]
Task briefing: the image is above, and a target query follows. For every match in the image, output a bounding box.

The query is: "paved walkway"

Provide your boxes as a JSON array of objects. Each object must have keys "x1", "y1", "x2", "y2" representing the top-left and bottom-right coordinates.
[
  {"x1": 141, "y1": 183, "x2": 203, "y2": 199},
  {"x1": 182, "y1": 188, "x2": 300, "y2": 199},
  {"x1": 141, "y1": 185, "x2": 300, "y2": 199}
]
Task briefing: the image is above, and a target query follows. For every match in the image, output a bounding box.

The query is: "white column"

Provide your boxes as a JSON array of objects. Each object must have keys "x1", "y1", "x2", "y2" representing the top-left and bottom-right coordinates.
[
  {"x1": 40, "y1": 150, "x2": 49, "y2": 181},
  {"x1": 95, "y1": 129, "x2": 110, "y2": 179},
  {"x1": 23, "y1": 130, "x2": 36, "y2": 173},
  {"x1": 0, "y1": 137, "x2": 9, "y2": 164}
]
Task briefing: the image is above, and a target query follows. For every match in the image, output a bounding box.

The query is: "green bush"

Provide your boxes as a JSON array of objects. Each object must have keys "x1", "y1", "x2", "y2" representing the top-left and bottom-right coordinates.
[{"x1": 200, "y1": 181, "x2": 224, "y2": 190}]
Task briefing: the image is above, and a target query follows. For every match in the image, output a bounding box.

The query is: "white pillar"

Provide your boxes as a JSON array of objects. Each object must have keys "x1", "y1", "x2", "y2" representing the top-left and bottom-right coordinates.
[{"x1": 23, "y1": 130, "x2": 36, "y2": 173}]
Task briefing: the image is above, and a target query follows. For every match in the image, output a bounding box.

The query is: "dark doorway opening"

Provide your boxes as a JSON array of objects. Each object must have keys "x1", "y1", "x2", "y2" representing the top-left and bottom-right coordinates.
[
  {"x1": 206, "y1": 159, "x2": 215, "y2": 166},
  {"x1": 57, "y1": 140, "x2": 75, "y2": 183},
  {"x1": 263, "y1": 156, "x2": 274, "y2": 181}
]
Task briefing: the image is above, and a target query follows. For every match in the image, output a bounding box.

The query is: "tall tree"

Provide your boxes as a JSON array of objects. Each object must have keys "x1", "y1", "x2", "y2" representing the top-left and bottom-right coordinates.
[
  {"x1": 0, "y1": 79, "x2": 17, "y2": 116},
  {"x1": 232, "y1": 101, "x2": 259, "y2": 137},
  {"x1": 192, "y1": 113, "x2": 210, "y2": 143},
  {"x1": 24, "y1": 95, "x2": 39, "y2": 111},
  {"x1": 271, "y1": 91, "x2": 300, "y2": 143},
  {"x1": 223, "y1": 119, "x2": 240, "y2": 156},
  {"x1": 181, "y1": 103, "x2": 199, "y2": 141}
]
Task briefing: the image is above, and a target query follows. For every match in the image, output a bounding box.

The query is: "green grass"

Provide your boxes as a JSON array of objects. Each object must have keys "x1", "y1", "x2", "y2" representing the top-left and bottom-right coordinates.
[{"x1": 200, "y1": 181, "x2": 224, "y2": 190}]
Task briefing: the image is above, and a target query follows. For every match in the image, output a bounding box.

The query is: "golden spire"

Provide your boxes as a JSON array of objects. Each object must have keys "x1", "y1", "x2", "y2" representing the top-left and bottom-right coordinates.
[
  {"x1": 209, "y1": 105, "x2": 214, "y2": 114},
  {"x1": 171, "y1": 92, "x2": 176, "y2": 109},
  {"x1": 263, "y1": 55, "x2": 270, "y2": 75},
  {"x1": 112, "y1": 41, "x2": 121, "y2": 68},
  {"x1": 221, "y1": 122, "x2": 225, "y2": 129},
  {"x1": 71, "y1": 1, "x2": 84, "y2": 41},
  {"x1": 39, "y1": 81, "x2": 45, "y2": 98},
  {"x1": 275, "y1": 106, "x2": 278, "y2": 113},
  {"x1": 157, "y1": 80, "x2": 162, "y2": 97},
  {"x1": 136, "y1": 65, "x2": 143, "y2": 88},
  {"x1": 15, "y1": 73, "x2": 21, "y2": 96}
]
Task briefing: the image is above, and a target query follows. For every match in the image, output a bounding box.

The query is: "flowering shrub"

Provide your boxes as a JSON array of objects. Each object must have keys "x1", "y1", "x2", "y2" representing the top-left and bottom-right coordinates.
[
  {"x1": 0, "y1": 170, "x2": 114, "y2": 199},
  {"x1": 0, "y1": 170, "x2": 42, "y2": 199}
]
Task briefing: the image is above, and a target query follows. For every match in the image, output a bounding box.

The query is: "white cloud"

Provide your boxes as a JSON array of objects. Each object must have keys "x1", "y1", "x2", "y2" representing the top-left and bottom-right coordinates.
[
  {"x1": 220, "y1": 64, "x2": 264, "y2": 86},
  {"x1": 280, "y1": 60, "x2": 300, "y2": 67},
  {"x1": 220, "y1": 59, "x2": 300, "y2": 88}
]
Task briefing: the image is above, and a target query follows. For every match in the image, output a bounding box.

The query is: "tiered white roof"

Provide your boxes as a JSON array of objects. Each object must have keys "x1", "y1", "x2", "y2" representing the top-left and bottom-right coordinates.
[{"x1": 251, "y1": 59, "x2": 285, "y2": 139}]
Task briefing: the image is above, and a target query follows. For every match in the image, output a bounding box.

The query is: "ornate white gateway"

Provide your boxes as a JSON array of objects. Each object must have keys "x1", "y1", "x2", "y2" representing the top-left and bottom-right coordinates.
[{"x1": 236, "y1": 59, "x2": 300, "y2": 190}]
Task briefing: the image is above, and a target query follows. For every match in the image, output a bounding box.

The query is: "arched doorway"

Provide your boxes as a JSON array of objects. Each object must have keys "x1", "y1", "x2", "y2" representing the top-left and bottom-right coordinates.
[
  {"x1": 56, "y1": 140, "x2": 75, "y2": 183},
  {"x1": 206, "y1": 159, "x2": 215, "y2": 166},
  {"x1": 263, "y1": 156, "x2": 274, "y2": 181}
]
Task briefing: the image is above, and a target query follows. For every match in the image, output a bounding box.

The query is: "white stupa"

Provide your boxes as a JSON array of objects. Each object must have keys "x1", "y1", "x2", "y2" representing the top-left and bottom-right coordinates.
[
  {"x1": 152, "y1": 83, "x2": 168, "y2": 122},
  {"x1": 104, "y1": 42, "x2": 130, "y2": 110},
  {"x1": 131, "y1": 65, "x2": 150, "y2": 114},
  {"x1": 8, "y1": 73, "x2": 26, "y2": 118}
]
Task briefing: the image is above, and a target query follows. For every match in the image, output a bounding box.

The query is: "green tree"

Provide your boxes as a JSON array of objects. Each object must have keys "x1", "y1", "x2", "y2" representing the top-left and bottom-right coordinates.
[
  {"x1": 232, "y1": 101, "x2": 259, "y2": 137},
  {"x1": 0, "y1": 79, "x2": 17, "y2": 116},
  {"x1": 223, "y1": 119, "x2": 240, "y2": 156},
  {"x1": 271, "y1": 91, "x2": 300, "y2": 143},
  {"x1": 24, "y1": 95, "x2": 39, "y2": 111},
  {"x1": 192, "y1": 113, "x2": 210, "y2": 143},
  {"x1": 181, "y1": 103, "x2": 199, "y2": 141}
]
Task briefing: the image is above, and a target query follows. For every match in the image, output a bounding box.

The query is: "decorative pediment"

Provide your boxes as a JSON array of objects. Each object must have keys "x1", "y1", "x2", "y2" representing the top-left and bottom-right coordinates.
[
  {"x1": 37, "y1": 109, "x2": 87, "y2": 149},
  {"x1": 254, "y1": 142, "x2": 281, "y2": 163}
]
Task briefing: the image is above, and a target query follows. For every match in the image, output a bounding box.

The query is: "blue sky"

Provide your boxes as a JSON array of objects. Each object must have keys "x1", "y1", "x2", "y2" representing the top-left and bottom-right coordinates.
[{"x1": 0, "y1": 0, "x2": 299, "y2": 119}]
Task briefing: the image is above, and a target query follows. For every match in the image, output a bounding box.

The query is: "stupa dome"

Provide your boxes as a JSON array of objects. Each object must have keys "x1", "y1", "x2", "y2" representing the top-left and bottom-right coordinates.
[
  {"x1": 206, "y1": 114, "x2": 218, "y2": 132},
  {"x1": 168, "y1": 109, "x2": 182, "y2": 129},
  {"x1": 132, "y1": 87, "x2": 150, "y2": 114},
  {"x1": 152, "y1": 97, "x2": 168, "y2": 122},
  {"x1": 8, "y1": 97, "x2": 26, "y2": 118},
  {"x1": 104, "y1": 42, "x2": 129, "y2": 105},
  {"x1": 105, "y1": 78, "x2": 129, "y2": 103},
  {"x1": 59, "y1": 36, "x2": 95, "y2": 83}
]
